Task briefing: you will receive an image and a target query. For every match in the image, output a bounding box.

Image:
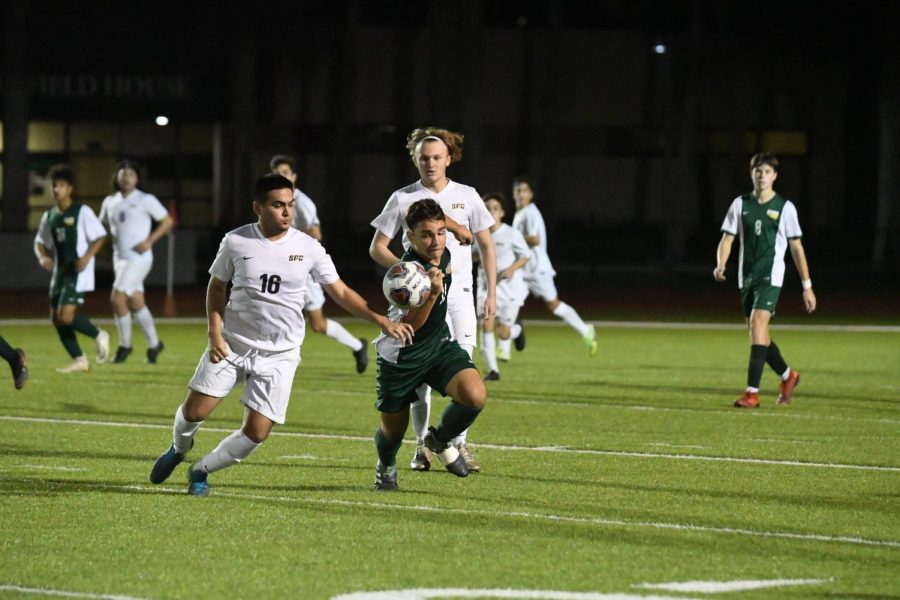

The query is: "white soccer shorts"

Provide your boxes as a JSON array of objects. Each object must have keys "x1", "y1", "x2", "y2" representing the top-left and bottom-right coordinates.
[
  {"x1": 112, "y1": 254, "x2": 153, "y2": 295},
  {"x1": 525, "y1": 270, "x2": 559, "y2": 303},
  {"x1": 476, "y1": 280, "x2": 525, "y2": 326},
  {"x1": 187, "y1": 336, "x2": 301, "y2": 425},
  {"x1": 447, "y1": 286, "x2": 477, "y2": 348},
  {"x1": 304, "y1": 279, "x2": 326, "y2": 312}
]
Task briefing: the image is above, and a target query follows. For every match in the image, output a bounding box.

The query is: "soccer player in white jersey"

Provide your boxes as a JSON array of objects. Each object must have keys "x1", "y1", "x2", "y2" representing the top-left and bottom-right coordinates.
[
  {"x1": 715, "y1": 152, "x2": 816, "y2": 408},
  {"x1": 474, "y1": 193, "x2": 529, "y2": 381},
  {"x1": 512, "y1": 176, "x2": 598, "y2": 356},
  {"x1": 148, "y1": 174, "x2": 413, "y2": 496},
  {"x1": 270, "y1": 155, "x2": 369, "y2": 373},
  {"x1": 34, "y1": 164, "x2": 111, "y2": 373},
  {"x1": 99, "y1": 160, "x2": 173, "y2": 364},
  {"x1": 370, "y1": 127, "x2": 497, "y2": 473}
]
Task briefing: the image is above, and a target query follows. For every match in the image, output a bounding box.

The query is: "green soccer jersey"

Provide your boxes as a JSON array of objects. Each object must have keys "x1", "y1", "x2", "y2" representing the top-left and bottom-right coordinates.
[
  {"x1": 35, "y1": 201, "x2": 106, "y2": 294},
  {"x1": 374, "y1": 248, "x2": 452, "y2": 364},
  {"x1": 721, "y1": 192, "x2": 803, "y2": 288},
  {"x1": 46, "y1": 203, "x2": 83, "y2": 284}
]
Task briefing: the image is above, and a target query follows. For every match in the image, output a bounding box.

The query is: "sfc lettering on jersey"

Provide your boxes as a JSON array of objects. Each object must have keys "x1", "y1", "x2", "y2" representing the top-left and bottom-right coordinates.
[
  {"x1": 288, "y1": 254, "x2": 305, "y2": 262},
  {"x1": 451, "y1": 203, "x2": 466, "y2": 210},
  {"x1": 766, "y1": 209, "x2": 780, "y2": 220}
]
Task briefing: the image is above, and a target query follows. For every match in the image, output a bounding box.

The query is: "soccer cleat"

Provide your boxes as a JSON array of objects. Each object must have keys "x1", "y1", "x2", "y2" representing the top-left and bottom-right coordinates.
[
  {"x1": 496, "y1": 347, "x2": 511, "y2": 362},
  {"x1": 409, "y1": 441, "x2": 432, "y2": 471},
  {"x1": 187, "y1": 465, "x2": 209, "y2": 496},
  {"x1": 456, "y1": 441, "x2": 481, "y2": 473},
  {"x1": 95, "y1": 330, "x2": 111, "y2": 364},
  {"x1": 484, "y1": 370, "x2": 500, "y2": 381},
  {"x1": 353, "y1": 338, "x2": 369, "y2": 374},
  {"x1": 374, "y1": 463, "x2": 399, "y2": 491},
  {"x1": 514, "y1": 319, "x2": 526, "y2": 351},
  {"x1": 584, "y1": 324, "x2": 598, "y2": 357},
  {"x1": 146, "y1": 341, "x2": 165, "y2": 364},
  {"x1": 11, "y1": 348, "x2": 28, "y2": 390},
  {"x1": 112, "y1": 346, "x2": 132, "y2": 364},
  {"x1": 734, "y1": 391, "x2": 760, "y2": 408},
  {"x1": 424, "y1": 427, "x2": 469, "y2": 477},
  {"x1": 56, "y1": 355, "x2": 90, "y2": 374},
  {"x1": 149, "y1": 440, "x2": 193, "y2": 484},
  {"x1": 777, "y1": 370, "x2": 800, "y2": 405}
]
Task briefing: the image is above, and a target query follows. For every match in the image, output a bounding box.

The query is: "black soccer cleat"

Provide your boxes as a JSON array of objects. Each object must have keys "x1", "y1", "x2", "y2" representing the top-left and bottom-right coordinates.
[
  {"x1": 514, "y1": 319, "x2": 526, "y2": 351},
  {"x1": 11, "y1": 349, "x2": 28, "y2": 390},
  {"x1": 374, "y1": 464, "x2": 399, "y2": 491},
  {"x1": 424, "y1": 427, "x2": 469, "y2": 477},
  {"x1": 353, "y1": 338, "x2": 369, "y2": 374},
  {"x1": 149, "y1": 439, "x2": 192, "y2": 484},
  {"x1": 112, "y1": 346, "x2": 133, "y2": 364},
  {"x1": 146, "y1": 341, "x2": 165, "y2": 364},
  {"x1": 484, "y1": 370, "x2": 500, "y2": 381}
]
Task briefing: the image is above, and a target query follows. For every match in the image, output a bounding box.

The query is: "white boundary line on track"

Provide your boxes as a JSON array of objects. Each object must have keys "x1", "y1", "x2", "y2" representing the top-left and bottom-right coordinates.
[
  {"x1": 5, "y1": 478, "x2": 896, "y2": 549},
  {"x1": 2, "y1": 414, "x2": 898, "y2": 473},
  {"x1": 1, "y1": 317, "x2": 898, "y2": 332}
]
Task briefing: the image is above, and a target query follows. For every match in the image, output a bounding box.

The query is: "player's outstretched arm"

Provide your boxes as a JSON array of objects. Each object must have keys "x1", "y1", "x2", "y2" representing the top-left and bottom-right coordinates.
[
  {"x1": 369, "y1": 231, "x2": 401, "y2": 268},
  {"x1": 444, "y1": 215, "x2": 473, "y2": 245},
  {"x1": 713, "y1": 233, "x2": 734, "y2": 282},
  {"x1": 788, "y1": 238, "x2": 816, "y2": 313},
  {"x1": 323, "y1": 279, "x2": 414, "y2": 344}
]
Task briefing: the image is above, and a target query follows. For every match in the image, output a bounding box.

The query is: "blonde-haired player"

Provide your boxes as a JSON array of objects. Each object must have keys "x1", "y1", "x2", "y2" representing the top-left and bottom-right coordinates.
[{"x1": 370, "y1": 127, "x2": 497, "y2": 473}]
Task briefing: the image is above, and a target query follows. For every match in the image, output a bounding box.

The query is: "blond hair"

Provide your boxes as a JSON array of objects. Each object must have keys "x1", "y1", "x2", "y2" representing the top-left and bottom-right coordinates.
[{"x1": 406, "y1": 127, "x2": 464, "y2": 163}]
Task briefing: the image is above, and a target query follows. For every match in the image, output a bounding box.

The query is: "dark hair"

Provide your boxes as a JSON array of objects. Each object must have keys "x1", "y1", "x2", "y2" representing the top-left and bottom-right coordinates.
[
  {"x1": 112, "y1": 159, "x2": 142, "y2": 191},
  {"x1": 482, "y1": 191, "x2": 506, "y2": 205},
  {"x1": 48, "y1": 164, "x2": 75, "y2": 185},
  {"x1": 254, "y1": 174, "x2": 294, "y2": 203},
  {"x1": 750, "y1": 152, "x2": 779, "y2": 173},
  {"x1": 405, "y1": 198, "x2": 445, "y2": 230},
  {"x1": 269, "y1": 154, "x2": 296, "y2": 173},
  {"x1": 512, "y1": 175, "x2": 534, "y2": 191},
  {"x1": 406, "y1": 127, "x2": 464, "y2": 163}
]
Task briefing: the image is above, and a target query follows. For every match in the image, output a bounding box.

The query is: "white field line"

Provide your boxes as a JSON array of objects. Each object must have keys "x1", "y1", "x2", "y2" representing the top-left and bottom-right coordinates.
[
  {"x1": 20, "y1": 464, "x2": 85, "y2": 472},
  {"x1": 634, "y1": 578, "x2": 832, "y2": 593},
  {"x1": 1, "y1": 317, "x2": 898, "y2": 332},
  {"x1": 6, "y1": 478, "x2": 898, "y2": 549},
  {"x1": 332, "y1": 589, "x2": 690, "y2": 600},
  {"x1": 2, "y1": 414, "x2": 898, "y2": 473},
  {"x1": 0, "y1": 584, "x2": 152, "y2": 600}
]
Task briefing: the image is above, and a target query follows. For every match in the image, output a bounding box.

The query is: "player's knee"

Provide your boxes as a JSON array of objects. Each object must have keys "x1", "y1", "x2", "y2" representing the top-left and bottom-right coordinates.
[
  {"x1": 56, "y1": 313, "x2": 74, "y2": 326},
  {"x1": 461, "y1": 380, "x2": 487, "y2": 411}
]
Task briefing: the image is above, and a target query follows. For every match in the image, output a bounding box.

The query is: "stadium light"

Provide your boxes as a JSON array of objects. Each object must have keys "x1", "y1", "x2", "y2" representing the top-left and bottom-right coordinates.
[
  {"x1": 155, "y1": 115, "x2": 169, "y2": 126},
  {"x1": 654, "y1": 44, "x2": 667, "y2": 55}
]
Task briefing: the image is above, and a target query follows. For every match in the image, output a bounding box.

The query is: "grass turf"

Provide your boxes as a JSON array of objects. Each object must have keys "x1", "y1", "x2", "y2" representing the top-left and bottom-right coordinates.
[{"x1": 0, "y1": 320, "x2": 897, "y2": 599}]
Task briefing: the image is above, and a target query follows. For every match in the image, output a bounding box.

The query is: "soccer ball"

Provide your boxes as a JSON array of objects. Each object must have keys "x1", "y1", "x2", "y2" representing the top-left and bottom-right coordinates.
[{"x1": 382, "y1": 261, "x2": 431, "y2": 309}]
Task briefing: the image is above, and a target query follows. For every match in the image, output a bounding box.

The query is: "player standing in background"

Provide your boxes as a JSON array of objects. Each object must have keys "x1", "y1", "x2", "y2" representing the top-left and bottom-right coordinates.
[
  {"x1": 714, "y1": 152, "x2": 816, "y2": 408},
  {"x1": 34, "y1": 164, "x2": 110, "y2": 373},
  {"x1": 99, "y1": 160, "x2": 173, "y2": 364},
  {"x1": 511, "y1": 176, "x2": 597, "y2": 356},
  {"x1": 369, "y1": 127, "x2": 497, "y2": 473},
  {"x1": 270, "y1": 155, "x2": 369, "y2": 373},
  {"x1": 0, "y1": 335, "x2": 28, "y2": 389},
  {"x1": 148, "y1": 174, "x2": 413, "y2": 496},
  {"x1": 372, "y1": 199, "x2": 487, "y2": 490},
  {"x1": 475, "y1": 193, "x2": 529, "y2": 381}
]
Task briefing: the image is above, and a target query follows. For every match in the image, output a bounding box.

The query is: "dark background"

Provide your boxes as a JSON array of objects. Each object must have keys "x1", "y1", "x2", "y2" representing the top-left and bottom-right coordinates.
[{"x1": 2, "y1": 0, "x2": 899, "y2": 317}]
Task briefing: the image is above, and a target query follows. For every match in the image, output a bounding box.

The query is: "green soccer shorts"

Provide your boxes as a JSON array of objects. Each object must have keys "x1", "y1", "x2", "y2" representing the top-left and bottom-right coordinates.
[
  {"x1": 740, "y1": 280, "x2": 782, "y2": 318},
  {"x1": 375, "y1": 340, "x2": 477, "y2": 413},
  {"x1": 51, "y1": 279, "x2": 85, "y2": 309}
]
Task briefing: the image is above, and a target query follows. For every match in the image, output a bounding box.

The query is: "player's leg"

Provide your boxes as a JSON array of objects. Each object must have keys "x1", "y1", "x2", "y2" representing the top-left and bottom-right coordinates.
[
  {"x1": 110, "y1": 257, "x2": 133, "y2": 362},
  {"x1": 753, "y1": 286, "x2": 798, "y2": 404},
  {"x1": 0, "y1": 334, "x2": 27, "y2": 390},
  {"x1": 65, "y1": 300, "x2": 109, "y2": 364},
  {"x1": 129, "y1": 290, "x2": 164, "y2": 364},
  {"x1": 539, "y1": 272, "x2": 596, "y2": 355},
  {"x1": 481, "y1": 316, "x2": 500, "y2": 380},
  {"x1": 374, "y1": 409, "x2": 409, "y2": 491},
  {"x1": 375, "y1": 358, "x2": 420, "y2": 489},
  {"x1": 306, "y1": 279, "x2": 367, "y2": 372},
  {"x1": 53, "y1": 297, "x2": 90, "y2": 373},
  {"x1": 446, "y1": 292, "x2": 480, "y2": 470}
]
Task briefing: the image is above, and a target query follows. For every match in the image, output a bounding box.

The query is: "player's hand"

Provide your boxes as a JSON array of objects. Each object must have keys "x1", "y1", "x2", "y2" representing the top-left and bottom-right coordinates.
[
  {"x1": 500, "y1": 267, "x2": 515, "y2": 281},
  {"x1": 428, "y1": 267, "x2": 445, "y2": 296},
  {"x1": 208, "y1": 334, "x2": 230, "y2": 364},
  {"x1": 482, "y1": 291, "x2": 496, "y2": 321},
  {"x1": 452, "y1": 226, "x2": 473, "y2": 245},
  {"x1": 75, "y1": 255, "x2": 90, "y2": 273},
  {"x1": 713, "y1": 266, "x2": 726, "y2": 282},
  {"x1": 380, "y1": 319, "x2": 414, "y2": 346},
  {"x1": 133, "y1": 240, "x2": 151, "y2": 254},
  {"x1": 38, "y1": 256, "x2": 54, "y2": 272},
  {"x1": 803, "y1": 288, "x2": 816, "y2": 314}
]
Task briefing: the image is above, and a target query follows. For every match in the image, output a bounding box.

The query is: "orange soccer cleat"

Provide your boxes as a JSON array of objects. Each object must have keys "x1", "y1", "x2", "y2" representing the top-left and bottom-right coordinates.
[
  {"x1": 777, "y1": 370, "x2": 800, "y2": 405},
  {"x1": 734, "y1": 391, "x2": 760, "y2": 408}
]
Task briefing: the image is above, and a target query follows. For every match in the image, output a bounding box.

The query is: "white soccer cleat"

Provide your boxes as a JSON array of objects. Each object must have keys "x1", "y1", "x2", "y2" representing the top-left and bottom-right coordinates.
[
  {"x1": 95, "y1": 330, "x2": 111, "y2": 364},
  {"x1": 56, "y1": 355, "x2": 90, "y2": 373}
]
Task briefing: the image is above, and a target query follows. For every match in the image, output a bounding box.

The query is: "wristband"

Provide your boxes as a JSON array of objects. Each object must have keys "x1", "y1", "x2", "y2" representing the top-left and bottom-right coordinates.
[{"x1": 802, "y1": 279, "x2": 812, "y2": 290}]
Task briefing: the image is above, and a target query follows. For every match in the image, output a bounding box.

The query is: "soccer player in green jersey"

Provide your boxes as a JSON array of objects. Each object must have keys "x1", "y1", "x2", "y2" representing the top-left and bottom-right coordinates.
[
  {"x1": 34, "y1": 165, "x2": 111, "y2": 373},
  {"x1": 372, "y1": 199, "x2": 488, "y2": 490},
  {"x1": 714, "y1": 152, "x2": 817, "y2": 408}
]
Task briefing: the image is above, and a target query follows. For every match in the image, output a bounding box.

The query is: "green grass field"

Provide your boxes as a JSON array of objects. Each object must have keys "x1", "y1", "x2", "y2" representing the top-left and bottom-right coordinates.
[{"x1": 1, "y1": 320, "x2": 898, "y2": 599}]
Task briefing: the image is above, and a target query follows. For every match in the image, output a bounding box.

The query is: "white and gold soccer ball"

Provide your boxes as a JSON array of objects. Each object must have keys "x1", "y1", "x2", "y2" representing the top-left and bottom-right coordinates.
[{"x1": 382, "y1": 261, "x2": 431, "y2": 309}]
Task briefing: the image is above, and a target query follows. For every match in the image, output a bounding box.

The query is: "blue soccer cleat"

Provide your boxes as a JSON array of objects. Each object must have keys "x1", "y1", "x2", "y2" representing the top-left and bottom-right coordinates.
[
  {"x1": 149, "y1": 440, "x2": 192, "y2": 484},
  {"x1": 187, "y1": 464, "x2": 209, "y2": 497}
]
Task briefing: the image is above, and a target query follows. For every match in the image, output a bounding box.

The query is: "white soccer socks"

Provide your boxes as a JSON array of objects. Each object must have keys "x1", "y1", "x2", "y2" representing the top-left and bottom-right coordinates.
[
  {"x1": 196, "y1": 430, "x2": 260, "y2": 474},
  {"x1": 325, "y1": 319, "x2": 364, "y2": 351}
]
